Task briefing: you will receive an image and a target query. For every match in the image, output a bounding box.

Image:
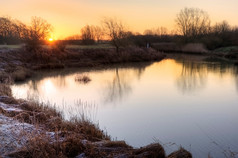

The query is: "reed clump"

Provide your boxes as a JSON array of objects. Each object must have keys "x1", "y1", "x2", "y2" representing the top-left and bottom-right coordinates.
[{"x1": 75, "y1": 75, "x2": 91, "y2": 84}]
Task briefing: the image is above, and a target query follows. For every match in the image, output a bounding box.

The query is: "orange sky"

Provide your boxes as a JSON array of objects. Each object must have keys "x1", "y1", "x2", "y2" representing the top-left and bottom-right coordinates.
[{"x1": 1, "y1": 0, "x2": 237, "y2": 39}]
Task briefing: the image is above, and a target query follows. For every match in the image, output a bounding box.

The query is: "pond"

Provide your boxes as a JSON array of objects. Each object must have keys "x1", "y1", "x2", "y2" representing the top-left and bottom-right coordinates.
[{"x1": 11, "y1": 58, "x2": 238, "y2": 158}]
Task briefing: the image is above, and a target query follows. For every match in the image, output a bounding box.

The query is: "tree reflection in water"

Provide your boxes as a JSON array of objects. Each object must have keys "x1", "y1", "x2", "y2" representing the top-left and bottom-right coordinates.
[
  {"x1": 102, "y1": 63, "x2": 148, "y2": 104},
  {"x1": 103, "y1": 68, "x2": 131, "y2": 103},
  {"x1": 176, "y1": 61, "x2": 207, "y2": 94},
  {"x1": 234, "y1": 66, "x2": 238, "y2": 92},
  {"x1": 176, "y1": 60, "x2": 238, "y2": 94}
]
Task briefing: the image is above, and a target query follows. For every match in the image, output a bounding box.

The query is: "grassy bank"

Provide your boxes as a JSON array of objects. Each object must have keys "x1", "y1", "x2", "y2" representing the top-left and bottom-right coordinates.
[
  {"x1": 153, "y1": 42, "x2": 238, "y2": 60},
  {"x1": 0, "y1": 47, "x2": 193, "y2": 157},
  {"x1": 0, "y1": 48, "x2": 192, "y2": 157},
  {"x1": 0, "y1": 84, "x2": 192, "y2": 157},
  {"x1": 0, "y1": 46, "x2": 165, "y2": 83}
]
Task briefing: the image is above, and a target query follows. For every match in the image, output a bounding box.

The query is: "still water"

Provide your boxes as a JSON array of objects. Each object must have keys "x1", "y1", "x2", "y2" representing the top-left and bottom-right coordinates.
[{"x1": 12, "y1": 59, "x2": 238, "y2": 157}]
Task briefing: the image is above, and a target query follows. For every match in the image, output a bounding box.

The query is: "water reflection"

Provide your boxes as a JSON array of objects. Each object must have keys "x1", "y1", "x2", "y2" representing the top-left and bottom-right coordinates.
[
  {"x1": 103, "y1": 68, "x2": 132, "y2": 103},
  {"x1": 14, "y1": 62, "x2": 152, "y2": 104},
  {"x1": 11, "y1": 59, "x2": 238, "y2": 158},
  {"x1": 176, "y1": 60, "x2": 238, "y2": 94},
  {"x1": 176, "y1": 61, "x2": 207, "y2": 94},
  {"x1": 232, "y1": 66, "x2": 238, "y2": 92},
  {"x1": 103, "y1": 63, "x2": 147, "y2": 103}
]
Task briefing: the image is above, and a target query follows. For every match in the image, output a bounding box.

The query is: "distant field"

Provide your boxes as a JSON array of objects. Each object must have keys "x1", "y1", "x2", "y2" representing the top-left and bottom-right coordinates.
[
  {"x1": 0, "y1": 44, "x2": 114, "y2": 50},
  {"x1": 66, "y1": 44, "x2": 114, "y2": 49},
  {"x1": 0, "y1": 45, "x2": 22, "y2": 49}
]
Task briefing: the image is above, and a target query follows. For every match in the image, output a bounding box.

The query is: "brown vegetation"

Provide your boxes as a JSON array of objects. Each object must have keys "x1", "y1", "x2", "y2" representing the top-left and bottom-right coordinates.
[
  {"x1": 134, "y1": 143, "x2": 165, "y2": 158},
  {"x1": 80, "y1": 25, "x2": 104, "y2": 45},
  {"x1": 103, "y1": 141, "x2": 131, "y2": 148},
  {"x1": 75, "y1": 75, "x2": 91, "y2": 84},
  {"x1": 0, "y1": 84, "x2": 12, "y2": 96},
  {"x1": 7, "y1": 135, "x2": 86, "y2": 158},
  {"x1": 11, "y1": 66, "x2": 32, "y2": 82},
  {"x1": 182, "y1": 43, "x2": 208, "y2": 53},
  {"x1": 167, "y1": 147, "x2": 192, "y2": 158},
  {"x1": 0, "y1": 85, "x2": 192, "y2": 157}
]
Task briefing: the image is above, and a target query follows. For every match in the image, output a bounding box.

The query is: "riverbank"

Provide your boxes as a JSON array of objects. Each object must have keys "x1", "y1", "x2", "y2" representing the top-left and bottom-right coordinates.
[
  {"x1": 0, "y1": 84, "x2": 192, "y2": 157},
  {"x1": 153, "y1": 43, "x2": 238, "y2": 63},
  {"x1": 0, "y1": 47, "x2": 194, "y2": 157},
  {"x1": 0, "y1": 46, "x2": 165, "y2": 83}
]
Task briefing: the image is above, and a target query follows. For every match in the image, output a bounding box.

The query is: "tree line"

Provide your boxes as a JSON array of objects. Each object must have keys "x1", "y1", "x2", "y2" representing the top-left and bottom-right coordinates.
[
  {"x1": 1, "y1": 8, "x2": 238, "y2": 51},
  {"x1": 0, "y1": 17, "x2": 52, "y2": 45}
]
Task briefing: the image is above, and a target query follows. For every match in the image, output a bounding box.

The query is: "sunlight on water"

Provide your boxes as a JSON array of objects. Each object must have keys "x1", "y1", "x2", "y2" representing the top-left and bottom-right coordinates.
[{"x1": 11, "y1": 59, "x2": 238, "y2": 158}]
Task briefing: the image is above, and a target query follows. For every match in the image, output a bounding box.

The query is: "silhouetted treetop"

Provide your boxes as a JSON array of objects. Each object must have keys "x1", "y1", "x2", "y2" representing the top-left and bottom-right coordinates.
[{"x1": 176, "y1": 8, "x2": 211, "y2": 38}]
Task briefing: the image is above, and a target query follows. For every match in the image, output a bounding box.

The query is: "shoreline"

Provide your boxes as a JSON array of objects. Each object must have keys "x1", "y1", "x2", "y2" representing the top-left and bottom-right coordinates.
[{"x1": 0, "y1": 47, "x2": 193, "y2": 157}]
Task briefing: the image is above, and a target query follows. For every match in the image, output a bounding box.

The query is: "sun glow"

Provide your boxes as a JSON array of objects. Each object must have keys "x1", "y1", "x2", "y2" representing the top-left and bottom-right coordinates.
[{"x1": 49, "y1": 38, "x2": 53, "y2": 42}]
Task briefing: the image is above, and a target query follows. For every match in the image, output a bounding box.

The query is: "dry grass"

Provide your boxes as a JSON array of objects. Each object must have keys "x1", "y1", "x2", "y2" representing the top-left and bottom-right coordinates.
[
  {"x1": 104, "y1": 141, "x2": 131, "y2": 148},
  {"x1": 7, "y1": 134, "x2": 86, "y2": 158},
  {"x1": 153, "y1": 42, "x2": 182, "y2": 52},
  {"x1": 182, "y1": 43, "x2": 208, "y2": 53},
  {"x1": 0, "y1": 94, "x2": 194, "y2": 157},
  {"x1": 153, "y1": 42, "x2": 209, "y2": 54},
  {"x1": 17, "y1": 100, "x2": 110, "y2": 141},
  {"x1": 0, "y1": 72, "x2": 12, "y2": 84},
  {"x1": 53, "y1": 46, "x2": 164, "y2": 67},
  {"x1": 1, "y1": 98, "x2": 110, "y2": 157},
  {"x1": 120, "y1": 46, "x2": 165, "y2": 62},
  {"x1": 0, "y1": 94, "x2": 109, "y2": 140},
  {"x1": 167, "y1": 147, "x2": 192, "y2": 158},
  {"x1": 0, "y1": 84, "x2": 12, "y2": 97},
  {"x1": 133, "y1": 143, "x2": 165, "y2": 158},
  {"x1": 11, "y1": 67, "x2": 32, "y2": 82}
]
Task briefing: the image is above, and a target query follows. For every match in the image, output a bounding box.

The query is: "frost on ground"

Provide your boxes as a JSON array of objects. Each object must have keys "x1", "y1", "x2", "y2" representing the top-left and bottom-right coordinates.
[
  {"x1": 0, "y1": 114, "x2": 35, "y2": 156},
  {"x1": 0, "y1": 99, "x2": 56, "y2": 157}
]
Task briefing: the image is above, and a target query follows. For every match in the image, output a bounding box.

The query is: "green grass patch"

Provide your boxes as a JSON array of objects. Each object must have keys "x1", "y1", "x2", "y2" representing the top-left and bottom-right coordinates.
[
  {"x1": 0, "y1": 45, "x2": 22, "y2": 49},
  {"x1": 66, "y1": 44, "x2": 114, "y2": 49},
  {"x1": 0, "y1": 44, "x2": 114, "y2": 50},
  {"x1": 213, "y1": 46, "x2": 238, "y2": 53}
]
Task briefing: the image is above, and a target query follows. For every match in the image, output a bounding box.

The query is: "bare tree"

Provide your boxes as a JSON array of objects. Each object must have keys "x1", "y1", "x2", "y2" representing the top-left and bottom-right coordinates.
[
  {"x1": 93, "y1": 25, "x2": 104, "y2": 43},
  {"x1": 143, "y1": 27, "x2": 168, "y2": 36},
  {"x1": 24, "y1": 17, "x2": 52, "y2": 50},
  {"x1": 81, "y1": 25, "x2": 95, "y2": 45},
  {"x1": 12, "y1": 20, "x2": 28, "y2": 40},
  {"x1": 102, "y1": 17, "x2": 128, "y2": 53},
  {"x1": 0, "y1": 17, "x2": 15, "y2": 43},
  {"x1": 213, "y1": 20, "x2": 231, "y2": 35},
  {"x1": 175, "y1": 8, "x2": 211, "y2": 39},
  {"x1": 0, "y1": 16, "x2": 27, "y2": 44},
  {"x1": 143, "y1": 29, "x2": 154, "y2": 35},
  {"x1": 156, "y1": 27, "x2": 168, "y2": 36},
  {"x1": 0, "y1": 17, "x2": 13, "y2": 38}
]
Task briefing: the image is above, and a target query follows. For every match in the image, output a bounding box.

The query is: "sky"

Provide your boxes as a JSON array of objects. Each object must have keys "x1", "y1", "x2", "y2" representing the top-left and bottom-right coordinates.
[{"x1": 0, "y1": 0, "x2": 237, "y2": 39}]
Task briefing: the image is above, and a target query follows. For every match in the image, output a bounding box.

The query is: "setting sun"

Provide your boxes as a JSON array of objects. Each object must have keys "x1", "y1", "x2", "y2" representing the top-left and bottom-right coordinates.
[{"x1": 1, "y1": 0, "x2": 238, "y2": 157}]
